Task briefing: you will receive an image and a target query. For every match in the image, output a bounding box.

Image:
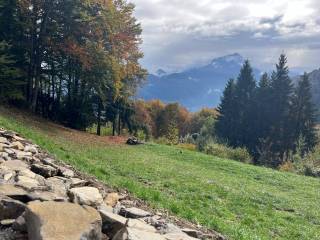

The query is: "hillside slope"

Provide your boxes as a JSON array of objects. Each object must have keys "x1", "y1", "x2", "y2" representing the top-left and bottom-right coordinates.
[{"x1": 0, "y1": 107, "x2": 320, "y2": 240}]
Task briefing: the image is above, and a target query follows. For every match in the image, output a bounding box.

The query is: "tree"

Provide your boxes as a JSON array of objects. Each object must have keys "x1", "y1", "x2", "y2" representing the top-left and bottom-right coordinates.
[
  {"x1": 189, "y1": 108, "x2": 218, "y2": 134},
  {"x1": 253, "y1": 73, "x2": 273, "y2": 159},
  {"x1": 265, "y1": 54, "x2": 294, "y2": 166},
  {"x1": 0, "y1": 0, "x2": 146, "y2": 133},
  {"x1": 233, "y1": 60, "x2": 256, "y2": 151},
  {"x1": 0, "y1": 41, "x2": 23, "y2": 101},
  {"x1": 291, "y1": 73, "x2": 318, "y2": 155},
  {"x1": 215, "y1": 79, "x2": 237, "y2": 145}
]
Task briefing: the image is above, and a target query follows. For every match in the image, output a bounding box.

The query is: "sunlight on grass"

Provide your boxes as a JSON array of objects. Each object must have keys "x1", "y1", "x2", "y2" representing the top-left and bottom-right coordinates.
[{"x1": 0, "y1": 111, "x2": 320, "y2": 240}]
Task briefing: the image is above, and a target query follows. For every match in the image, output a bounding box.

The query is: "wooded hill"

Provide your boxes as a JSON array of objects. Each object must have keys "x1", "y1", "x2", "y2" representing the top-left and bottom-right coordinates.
[{"x1": 0, "y1": 0, "x2": 146, "y2": 133}]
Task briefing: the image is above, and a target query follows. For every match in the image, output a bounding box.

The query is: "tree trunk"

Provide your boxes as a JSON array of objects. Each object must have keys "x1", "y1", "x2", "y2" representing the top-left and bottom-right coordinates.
[
  {"x1": 97, "y1": 100, "x2": 102, "y2": 136},
  {"x1": 118, "y1": 112, "x2": 121, "y2": 136}
]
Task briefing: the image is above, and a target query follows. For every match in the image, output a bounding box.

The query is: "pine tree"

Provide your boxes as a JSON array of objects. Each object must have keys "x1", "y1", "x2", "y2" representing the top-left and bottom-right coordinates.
[
  {"x1": 267, "y1": 54, "x2": 294, "y2": 166},
  {"x1": 291, "y1": 73, "x2": 318, "y2": 155},
  {"x1": 215, "y1": 79, "x2": 237, "y2": 145},
  {"x1": 233, "y1": 60, "x2": 256, "y2": 151},
  {"x1": 254, "y1": 73, "x2": 272, "y2": 154}
]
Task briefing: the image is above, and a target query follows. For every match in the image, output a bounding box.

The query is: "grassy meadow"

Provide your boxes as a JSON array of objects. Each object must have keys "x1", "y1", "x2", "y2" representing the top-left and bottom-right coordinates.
[{"x1": 0, "y1": 107, "x2": 320, "y2": 240}]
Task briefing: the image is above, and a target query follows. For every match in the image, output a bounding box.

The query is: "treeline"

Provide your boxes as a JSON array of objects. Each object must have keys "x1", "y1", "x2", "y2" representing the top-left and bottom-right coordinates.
[
  {"x1": 0, "y1": 0, "x2": 146, "y2": 133},
  {"x1": 216, "y1": 55, "x2": 318, "y2": 167},
  {"x1": 131, "y1": 100, "x2": 217, "y2": 143}
]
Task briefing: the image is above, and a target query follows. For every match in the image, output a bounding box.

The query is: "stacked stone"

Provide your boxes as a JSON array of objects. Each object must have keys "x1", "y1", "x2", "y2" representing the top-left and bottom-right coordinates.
[{"x1": 0, "y1": 128, "x2": 223, "y2": 240}]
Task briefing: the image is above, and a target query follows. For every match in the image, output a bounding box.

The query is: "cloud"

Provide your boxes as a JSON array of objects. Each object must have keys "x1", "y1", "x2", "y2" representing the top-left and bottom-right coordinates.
[{"x1": 131, "y1": 0, "x2": 320, "y2": 72}]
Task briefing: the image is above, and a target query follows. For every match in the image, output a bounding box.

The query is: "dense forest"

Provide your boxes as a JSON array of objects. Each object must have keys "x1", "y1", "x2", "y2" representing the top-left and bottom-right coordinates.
[
  {"x1": 0, "y1": 0, "x2": 318, "y2": 172},
  {"x1": 215, "y1": 55, "x2": 318, "y2": 167},
  {"x1": 0, "y1": 0, "x2": 146, "y2": 134}
]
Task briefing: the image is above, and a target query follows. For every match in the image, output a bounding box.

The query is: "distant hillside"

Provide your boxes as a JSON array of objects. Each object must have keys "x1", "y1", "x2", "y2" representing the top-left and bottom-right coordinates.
[{"x1": 138, "y1": 53, "x2": 261, "y2": 111}]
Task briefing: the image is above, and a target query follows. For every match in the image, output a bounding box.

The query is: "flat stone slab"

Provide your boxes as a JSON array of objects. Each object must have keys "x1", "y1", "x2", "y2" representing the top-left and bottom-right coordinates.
[
  {"x1": 120, "y1": 207, "x2": 152, "y2": 218},
  {"x1": 113, "y1": 227, "x2": 166, "y2": 240},
  {"x1": 25, "y1": 201, "x2": 102, "y2": 240},
  {"x1": 1, "y1": 160, "x2": 28, "y2": 171},
  {"x1": 31, "y1": 164, "x2": 58, "y2": 178},
  {"x1": 0, "y1": 185, "x2": 29, "y2": 200},
  {"x1": 68, "y1": 187, "x2": 103, "y2": 207}
]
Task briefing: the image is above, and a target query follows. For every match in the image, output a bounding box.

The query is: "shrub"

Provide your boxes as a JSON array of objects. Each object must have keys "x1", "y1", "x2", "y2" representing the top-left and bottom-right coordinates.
[
  {"x1": 279, "y1": 161, "x2": 295, "y2": 173},
  {"x1": 165, "y1": 122, "x2": 179, "y2": 145},
  {"x1": 180, "y1": 133, "x2": 198, "y2": 144},
  {"x1": 204, "y1": 143, "x2": 252, "y2": 163},
  {"x1": 177, "y1": 143, "x2": 196, "y2": 151}
]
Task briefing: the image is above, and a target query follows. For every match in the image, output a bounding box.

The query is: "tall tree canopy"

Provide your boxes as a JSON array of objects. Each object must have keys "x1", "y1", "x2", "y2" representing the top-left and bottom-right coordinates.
[
  {"x1": 215, "y1": 55, "x2": 318, "y2": 168},
  {"x1": 0, "y1": 0, "x2": 146, "y2": 131}
]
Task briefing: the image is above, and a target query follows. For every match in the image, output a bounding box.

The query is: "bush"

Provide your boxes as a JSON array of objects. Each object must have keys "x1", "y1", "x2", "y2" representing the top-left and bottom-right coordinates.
[
  {"x1": 177, "y1": 143, "x2": 196, "y2": 151},
  {"x1": 204, "y1": 143, "x2": 252, "y2": 163},
  {"x1": 180, "y1": 133, "x2": 198, "y2": 144},
  {"x1": 165, "y1": 122, "x2": 179, "y2": 145},
  {"x1": 279, "y1": 161, "x2": 295, "y2": 173}
]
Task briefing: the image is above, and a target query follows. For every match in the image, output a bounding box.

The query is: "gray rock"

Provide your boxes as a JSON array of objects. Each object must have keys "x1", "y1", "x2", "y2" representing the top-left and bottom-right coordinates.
[
  {"x1": 12, "y1": 214, "x2": 27, "y2": 232},
  {"x1": 27, "y1": 190, "x2": 67, "y2": 202},
  {"x1": 113, "y1": 227, "x2": 165, "y2": 240},
  {"x1": 70, "y1": 178, "x2": 87, "y2": 188},
  {"x1": 59, "y1": 167, "x2": 74, "y2": 178},
  {"x1": 13, "y1": 150, "x2": 32, "y2": 160},
  {"x1": 0, "y1": 152, "x2": 10, "y2": 161},
  {"x1": 181, "y1": 228, "x2": 202, "y2": 239},
  {"x1": 99, "y1": 209, "x2": 156, "y2": 238},
  {"x1": 24, "y1": 145, "x2": 38, "y2": 154},
  {"x1": 0, "y1": 185, "x2": 29, "y2": 202},
  {"x1": 42, "y1": 158, "x2": 59, "y2": 168},
  {"x1": 68, "y1": 187, "x2": 103, "y2": 207},
  {"x1": 0, "y1": 195, "x2": 26, "y2": 220},
  {"x1": 16, "y1": 176, "x2": 41, "y2": 190},
  {"x1": 120, "y1": 207, "x2": 152, "y2": 219},
  {"x1": 161, "y1": 224, "x2": 199, "y2": 240},
  {"x1": 164, "y1": 232, "x2": 199, "y2": 240},
  {"x1": 2, "y1": 131, "x2": 15, "y2": 138},
  {"x1": 1, "y1": 160, "x2": 28, "y2": 171},
  {"x1": 31, "y1": 164, "x2": 58, "y2": 178},
  {"x1": 25, "y1": 201, "x2": 102, "y2": 240},
  {"x1": 104, "y1": 192, "x2": 120, "y2": 207},
  {"x1": 0, "y1": 137, "x2": 9, "y2": 144},
  {"x1": 4, "y1": 148, "x2": 15, "y2": 155},
  {"x1": 46, "y1": 177, "x2": 69, "y2": 197},
  {"x1": 11, "y1": 141, "x2": 24, "y2": 151}
]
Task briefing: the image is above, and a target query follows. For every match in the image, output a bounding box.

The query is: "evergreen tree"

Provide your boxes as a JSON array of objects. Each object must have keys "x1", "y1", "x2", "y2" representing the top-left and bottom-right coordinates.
[
  {"x1": 291, "y1": 73, "x2": 318, "y2": 155},
  {"x1": 215, "y1": 79, "x2": 237, "y2": 145},
  {"x1": 254, "y1": 73, "x2": 272, "y2": 157},
  {"x1": 266, "y1": 54, "x2": 294, "y2": 166},
  {"x1": 233, "y1": 60, "x2": 256, "y2": 152}
]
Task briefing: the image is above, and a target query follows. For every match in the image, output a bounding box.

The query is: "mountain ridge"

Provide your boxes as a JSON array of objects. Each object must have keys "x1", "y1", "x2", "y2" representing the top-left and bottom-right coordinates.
[{"x1": 139, "y1": 53, "x2": 261, "y2": 111}]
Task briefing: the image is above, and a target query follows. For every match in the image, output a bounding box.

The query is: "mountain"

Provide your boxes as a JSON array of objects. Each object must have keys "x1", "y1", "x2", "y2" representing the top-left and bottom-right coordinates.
[{"x1": 138, "y1": 53, "x2": 261, "y2": 111}]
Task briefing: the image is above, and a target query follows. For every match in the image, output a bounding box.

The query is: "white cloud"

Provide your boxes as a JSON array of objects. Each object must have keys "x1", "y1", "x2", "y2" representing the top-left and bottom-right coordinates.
[{"x1": 131, "y1": 0, "x2": 320, "y2": 71}]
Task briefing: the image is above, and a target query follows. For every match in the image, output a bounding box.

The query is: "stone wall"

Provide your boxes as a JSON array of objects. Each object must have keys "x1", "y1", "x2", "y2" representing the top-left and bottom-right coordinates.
[{"x1": 0, "y1": 128, "x2": 225, "y2": 240}]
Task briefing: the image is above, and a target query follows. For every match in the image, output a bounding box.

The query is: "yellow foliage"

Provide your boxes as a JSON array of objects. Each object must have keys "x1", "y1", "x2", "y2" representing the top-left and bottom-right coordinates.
[{"x1": 279, "y1": 161, "x2": 295, "y2": 173}]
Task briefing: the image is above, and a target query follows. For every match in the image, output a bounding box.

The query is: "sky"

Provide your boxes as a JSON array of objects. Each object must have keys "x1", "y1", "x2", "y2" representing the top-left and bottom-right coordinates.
[{"x1": 131, "y1": 0, "x2": 320, "y2": 73}]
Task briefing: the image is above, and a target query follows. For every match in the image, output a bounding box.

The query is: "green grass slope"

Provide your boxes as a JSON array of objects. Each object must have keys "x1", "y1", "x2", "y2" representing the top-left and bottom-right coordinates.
[{"x1": 0, "y1": 107, "x2": 319, "y2": 240}]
